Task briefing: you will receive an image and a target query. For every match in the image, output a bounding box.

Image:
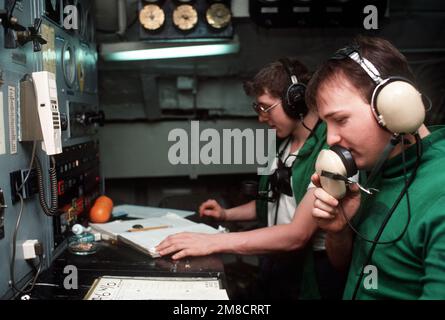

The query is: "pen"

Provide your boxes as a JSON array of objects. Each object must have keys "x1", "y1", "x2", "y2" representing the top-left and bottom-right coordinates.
[{"x1": 126, "y1": 225, "x2": 171, "y2": 232}]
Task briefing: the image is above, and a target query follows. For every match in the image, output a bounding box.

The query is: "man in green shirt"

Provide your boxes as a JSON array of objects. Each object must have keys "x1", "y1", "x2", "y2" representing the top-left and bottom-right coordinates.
[
  {"x1": 305, "y1": 35, "x2": 445, "y2": 299},
  {"x1": 157, "y1": 59, "x2": 345, "y2": 299}
]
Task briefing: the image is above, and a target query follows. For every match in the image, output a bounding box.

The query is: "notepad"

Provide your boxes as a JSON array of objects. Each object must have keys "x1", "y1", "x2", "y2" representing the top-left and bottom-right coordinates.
[
  {"x1": 89, "y1": 212, "x2": 222, "y2": 257},
  {"x1": 84, "y1": 276, "x2": 229, "y2": 300}
]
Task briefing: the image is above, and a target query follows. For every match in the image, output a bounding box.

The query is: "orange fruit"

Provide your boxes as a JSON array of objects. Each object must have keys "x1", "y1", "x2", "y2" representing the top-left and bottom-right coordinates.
[
  {"x1": 95, "y1": 195, "x2": 113, "y2": 210},
  {"x1": 89, "y1": 203, "x2": 111, "y2": 223}
]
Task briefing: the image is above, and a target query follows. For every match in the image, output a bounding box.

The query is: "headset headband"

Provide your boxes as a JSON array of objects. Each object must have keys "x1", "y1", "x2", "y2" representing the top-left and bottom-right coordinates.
[
  {"x1": 331, "y1": 45, "x2": 383, "y2": 84},
  {"x1": 279, "y1": 58, "x2": 299, "y2": 85}
]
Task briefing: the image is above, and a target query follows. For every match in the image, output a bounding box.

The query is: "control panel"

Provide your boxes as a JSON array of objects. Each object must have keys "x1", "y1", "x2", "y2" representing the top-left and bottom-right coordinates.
[{"x1": 53, "y1": 141, "x2": 101, "y2": 248}]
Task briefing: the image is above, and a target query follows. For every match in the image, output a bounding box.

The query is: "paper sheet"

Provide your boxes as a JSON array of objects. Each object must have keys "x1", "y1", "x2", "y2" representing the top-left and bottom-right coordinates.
[{"x1": 85, "y1": 276, "x2": 229, "y2": 300}]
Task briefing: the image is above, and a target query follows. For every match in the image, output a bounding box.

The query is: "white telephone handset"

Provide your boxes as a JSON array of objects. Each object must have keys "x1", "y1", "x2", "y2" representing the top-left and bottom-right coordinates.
[{"x1": 31, "y1": 71, "x2": 62, "y2": 155}]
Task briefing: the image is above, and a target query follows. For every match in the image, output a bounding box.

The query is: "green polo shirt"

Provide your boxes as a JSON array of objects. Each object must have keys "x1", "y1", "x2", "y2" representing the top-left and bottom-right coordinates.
[
  {"x1": 256, "y1": 121, "x2": 328, "y2": 299},
  {"x1": 344, "y1": 126, "x2": 445, "y2": 299}
]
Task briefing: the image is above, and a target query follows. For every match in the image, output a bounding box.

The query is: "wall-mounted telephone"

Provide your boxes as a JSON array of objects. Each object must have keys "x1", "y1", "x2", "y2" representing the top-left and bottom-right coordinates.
[
  {"x1": 31, "y1": 71, "x2": 62, "y2": 155},
  {"x1": 16, "y1": 72, "x2": 61, "y2": 216}
]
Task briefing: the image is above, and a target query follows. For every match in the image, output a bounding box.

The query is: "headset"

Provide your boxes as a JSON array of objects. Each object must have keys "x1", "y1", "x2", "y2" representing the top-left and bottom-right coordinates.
[
  {"x1": 279, "y1": 58, "x2": 308, "y2": 120},
  {"x1": 316, "y1": 44, "x2": 428, "y2": 198},
  {"x1": 331, "y1": 45, "x2": 426, "y2": 135}
]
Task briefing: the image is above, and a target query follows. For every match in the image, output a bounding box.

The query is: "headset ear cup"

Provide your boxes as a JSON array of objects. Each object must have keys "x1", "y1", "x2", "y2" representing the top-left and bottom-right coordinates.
[
  {"x1": 373, "y1": 79, "x2": 426, "y2": 134},
  {"x1": 283, "y1": 83, "x2": 307, "y2": 119}
]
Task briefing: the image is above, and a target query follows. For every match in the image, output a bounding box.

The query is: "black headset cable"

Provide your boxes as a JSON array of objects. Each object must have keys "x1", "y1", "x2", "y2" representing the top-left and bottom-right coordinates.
[{"x1": 351, "y1": 134, "x2": 422, "y2": 300}]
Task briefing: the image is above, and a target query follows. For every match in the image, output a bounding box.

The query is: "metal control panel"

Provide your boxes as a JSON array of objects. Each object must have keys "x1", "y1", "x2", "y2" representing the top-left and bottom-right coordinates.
[{"x1": 53, "y1": 140, "x2": 101, "y2": 248}]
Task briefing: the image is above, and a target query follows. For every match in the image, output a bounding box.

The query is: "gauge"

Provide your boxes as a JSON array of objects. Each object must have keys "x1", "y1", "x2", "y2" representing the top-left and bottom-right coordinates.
[
  {"x1": 139, "y1": 4, "x2": 165, "y2": 30},
  {"x1": 62, "y1": 42, "x2": 76, "y2": 87},
  {"x1": 206, "y1": 3, "x2": 231, "y2": 29},
  {"x1": 172, "y1": 4, "x2": 198, "y2": 31}
]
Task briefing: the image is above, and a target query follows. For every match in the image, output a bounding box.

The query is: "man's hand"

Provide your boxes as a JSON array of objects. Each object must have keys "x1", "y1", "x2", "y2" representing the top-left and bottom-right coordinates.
[
  {"x1": 156, "y1": 232, "x2": 218, "y2": 260},
  {"x1": 311, "y1": 173, "x2": 361, "y2": 233},
  {"x1": 199, "y1": 199, "x2": 226, "y2": 221}
]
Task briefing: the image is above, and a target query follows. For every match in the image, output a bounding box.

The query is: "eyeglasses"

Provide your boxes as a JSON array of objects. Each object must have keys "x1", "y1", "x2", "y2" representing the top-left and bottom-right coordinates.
[{"x1": 252, "y1": 100, "x2": 281, "y2": 114}]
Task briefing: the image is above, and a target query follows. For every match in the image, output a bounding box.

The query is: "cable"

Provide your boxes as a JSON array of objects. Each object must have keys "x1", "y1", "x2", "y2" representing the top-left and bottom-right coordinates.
[
  {"x1": 273, "y1": 193, "x2": 280, "y2": 226},
  {"x1": 10, "y1": 193, "x2": 25, "y2": 293},
  {"x1": 351, "y1": 134, "x2": 422, "y2": 300},
  {"x1": 9, "y1": 142, "x2": 48, "y2": 297},
  {"x1": 9, "y1": 193, "x2": 44, "y2": 296},
  {"x1": 300, "y1": 114, "x2": 314, "y2": 134},
  {"x1": 35, "y1": 155, "x2": 59, "y2": 216},
  {"x1": 16, "y1": 140, "x2": 37, "y2": 193}
]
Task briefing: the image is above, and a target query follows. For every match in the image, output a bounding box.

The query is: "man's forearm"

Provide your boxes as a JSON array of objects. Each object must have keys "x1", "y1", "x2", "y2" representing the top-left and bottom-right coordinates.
[
  {"x1": 325, "y1": 228, "x2": 354, "y2": 271},
  {"x1": 211, "y1": 224, "x2": 311, "y2": 255},
  {"x1": 224, "y1": 200, "x2": 257, "y2": 221}
]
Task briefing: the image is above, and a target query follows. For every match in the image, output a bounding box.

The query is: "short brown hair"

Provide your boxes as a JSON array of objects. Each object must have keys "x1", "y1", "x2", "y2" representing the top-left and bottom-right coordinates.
[
  {"x1": 306, "y1": 35, "x2": 416, "y2": 111},
  {"x1": 244, "y1": 58, "x2": 311, "y2": 99}
]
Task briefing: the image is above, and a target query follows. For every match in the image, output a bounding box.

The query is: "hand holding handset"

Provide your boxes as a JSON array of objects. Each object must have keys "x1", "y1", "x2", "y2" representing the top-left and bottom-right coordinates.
[{"x1": 312, "y1": 146, "x2": 362, "y2": 233}]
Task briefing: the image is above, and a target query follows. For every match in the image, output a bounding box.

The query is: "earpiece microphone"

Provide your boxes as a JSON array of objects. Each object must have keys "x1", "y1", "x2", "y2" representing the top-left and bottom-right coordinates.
[
  {"x1": 315, "y1": 146, "x2": 379, "y2": 199},
  {"x1": 315, "y1": 146, "x2": 357, "y2": 199}
]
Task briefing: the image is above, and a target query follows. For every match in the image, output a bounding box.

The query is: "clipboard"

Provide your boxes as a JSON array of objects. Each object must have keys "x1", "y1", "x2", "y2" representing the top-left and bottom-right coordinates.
[{"x1": 84, "y1": 275, "x2": 229, "y2": 300}]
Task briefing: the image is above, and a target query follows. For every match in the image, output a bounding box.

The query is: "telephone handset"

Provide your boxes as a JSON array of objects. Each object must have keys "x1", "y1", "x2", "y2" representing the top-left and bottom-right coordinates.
[
  {"x1": 18, "y1": 71, "x2": 61, "y2": 216},
  {"x1": 31, "y1": 71, "x2": 62, "y2": 155}
]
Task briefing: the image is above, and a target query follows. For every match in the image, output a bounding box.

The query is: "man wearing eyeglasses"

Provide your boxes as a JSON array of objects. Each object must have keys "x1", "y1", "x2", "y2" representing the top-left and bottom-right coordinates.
[{"x1": 157, "y1": 59, "x2": 345, "y2": 300}]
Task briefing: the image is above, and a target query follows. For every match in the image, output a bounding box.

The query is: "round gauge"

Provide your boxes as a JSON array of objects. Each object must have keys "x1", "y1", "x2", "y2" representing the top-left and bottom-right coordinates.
[
  {"x1": 62, "y1": 42, "x2": 76, "y2": 87},
  {"x1": 206, "y1": 3, "x2": 231, "y2": 29},
  {"x1": 139, "y1": 4, "x2": 165, "y2": 30},
  {"x1": 172, "y1": 4, "x2": 198, "y2": 31}
]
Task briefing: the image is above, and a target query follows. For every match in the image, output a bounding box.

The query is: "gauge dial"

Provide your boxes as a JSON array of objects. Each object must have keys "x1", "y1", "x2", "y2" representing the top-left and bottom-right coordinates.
[
  {"x1": 62, "y1": 42, "x2": 76, "y2": 87},
  {"x1": 172, "y1": 4, "x2": 198, "y2": 31},
  {"x1": 139, "y1": 4, "x2": 165, "y2": 30},
  {"x1": 206, "y1": 3, "x2": 231, "y2": 29}
]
